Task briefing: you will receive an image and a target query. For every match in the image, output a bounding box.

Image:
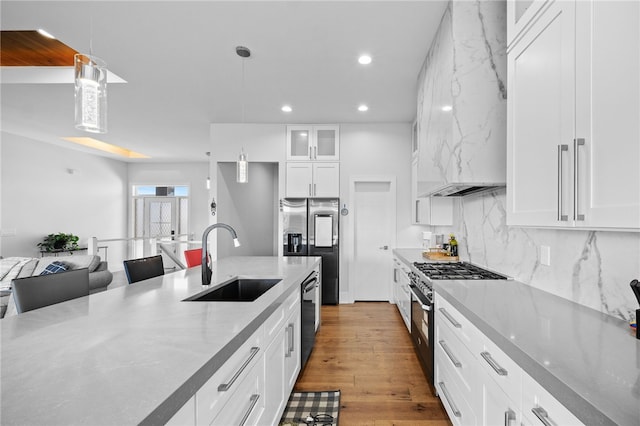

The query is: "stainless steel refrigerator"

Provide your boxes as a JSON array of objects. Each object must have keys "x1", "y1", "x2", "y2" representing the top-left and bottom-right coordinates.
[{"x1": 282, "y1": 198, "x2": 339, "y2": 305}]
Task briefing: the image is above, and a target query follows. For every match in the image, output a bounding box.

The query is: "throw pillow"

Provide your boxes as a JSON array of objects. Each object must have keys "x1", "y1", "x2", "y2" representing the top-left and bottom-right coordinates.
[{"x1": 39, "y1": 261, "x2": 68, "y2": 275}]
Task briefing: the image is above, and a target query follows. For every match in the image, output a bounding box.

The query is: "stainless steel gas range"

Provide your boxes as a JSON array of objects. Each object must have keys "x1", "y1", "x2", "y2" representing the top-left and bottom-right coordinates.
[{"x1": 408, "y1": 261, "x2": 508, "y2": 387}]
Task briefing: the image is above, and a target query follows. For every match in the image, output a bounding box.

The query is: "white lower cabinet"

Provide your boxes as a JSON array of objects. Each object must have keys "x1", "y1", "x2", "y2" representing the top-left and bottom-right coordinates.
[
  {"x1": 392, "y1": 257, "x2": 411, "y2": 332},
  {"x1": 196, "y1": 328, "x2": 264, "y2": 425},
  {"x1": 262, "y1": 289, "x2": 302, "y2": 426},
  {"x1": 521, "y1": 371, "x2": 583, "y2": 426},
  {"x1": 179, "y1": 288, "x2": 302, "y2": 426},
  {"x1": 482, "y1": 373, "x2": 520, "y2": 426},
  {"x1": 211, "y1": 360, "x2": 265, "y2": 425},
  {"x1": 434, "y1": 292, "x2": 584, "y2": 426}
]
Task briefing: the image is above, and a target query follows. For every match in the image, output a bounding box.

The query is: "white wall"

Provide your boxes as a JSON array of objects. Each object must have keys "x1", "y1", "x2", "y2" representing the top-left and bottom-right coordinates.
[
  {"x1": 210, "y1": 124, "x2": 286, "y2": 260},
  {"x1": 337, "y1": 123, "x2": 426, "y2": 300},
  {"x1": 0, "y1": 132, "x2": 128, "y2": 261},
  {"x1": 217, "y1": 162, "x2": 278, "y2": 258}
]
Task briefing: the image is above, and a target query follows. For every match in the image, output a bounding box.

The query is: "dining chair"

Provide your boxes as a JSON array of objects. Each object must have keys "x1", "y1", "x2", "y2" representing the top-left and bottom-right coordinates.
[
  {"x1": 12, "y1": 268, "x2": 90, "y2": 314},
  {"x1": 184, "y1": 248, "x2": 203, "y2": 268},
  {"x1": 123, "y1": 255, "x2": 164, "y2": 284}
]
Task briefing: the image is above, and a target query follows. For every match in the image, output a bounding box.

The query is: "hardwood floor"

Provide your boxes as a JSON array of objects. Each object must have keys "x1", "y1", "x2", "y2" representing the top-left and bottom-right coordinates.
[{"x1": 293, "y1": 302, "x2": 451, "y2": 426}]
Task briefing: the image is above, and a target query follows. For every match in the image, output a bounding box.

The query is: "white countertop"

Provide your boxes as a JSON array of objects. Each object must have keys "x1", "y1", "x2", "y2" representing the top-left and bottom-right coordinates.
[
  {"x1": 0, "y1": 256, "x2": 320, "y2": 426},
  {"x1": 393, "y1": 248, "x2": 640, "y2": 426}
]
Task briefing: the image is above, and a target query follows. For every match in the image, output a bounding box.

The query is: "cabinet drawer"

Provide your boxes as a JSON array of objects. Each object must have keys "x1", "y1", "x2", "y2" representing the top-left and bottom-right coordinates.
[
  {"x1": 435, "y1": 319, "x2": 479, "y2": 399},
  {"x1": 196, "y1": 327, "x2": 263, "y2": 425},
  {"x1": 283, "y1": 287, "x2": 300, "y2": 317},
  {"x1": 211, "y1": 359, "x2": 265, "y2": 426},
  {"x1": 436, "y1": 356, "x2": 477, "y2": 426},
  {"x1": 478, "y1": 333, "x2": 522, "y2": 405},
  {"x1": 436, "y1": 294, "x2": 483, "y2": 356},
  {"x1": 522, "y1": 372, "x2": 583, "y2": 426}
]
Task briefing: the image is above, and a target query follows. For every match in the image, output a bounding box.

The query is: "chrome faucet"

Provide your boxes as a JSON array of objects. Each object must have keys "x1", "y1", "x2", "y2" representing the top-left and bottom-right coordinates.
[{"x1": 201, "y1": 223, "x2": 241, "y2": 285}]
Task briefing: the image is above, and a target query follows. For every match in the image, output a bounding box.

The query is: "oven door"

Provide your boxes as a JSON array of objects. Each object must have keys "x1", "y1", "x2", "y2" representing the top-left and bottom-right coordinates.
[{"x1": 409, "y1": 286, "x2": 434, "y2": 386}]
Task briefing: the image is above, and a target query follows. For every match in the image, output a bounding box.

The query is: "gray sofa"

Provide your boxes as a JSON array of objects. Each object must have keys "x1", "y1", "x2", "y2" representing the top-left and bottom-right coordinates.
[
  {"x1": 12, "y1": 255, "x2": 113, "y2": 293},
  {"x1": 1, "y1": 255, "x2": 113, "y2": 318}
]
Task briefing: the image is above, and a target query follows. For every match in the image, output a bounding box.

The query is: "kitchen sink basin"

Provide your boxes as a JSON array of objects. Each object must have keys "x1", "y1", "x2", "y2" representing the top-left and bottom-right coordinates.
[{"x1": 184, "y1": 278, "x2": 282, "y2": 302}]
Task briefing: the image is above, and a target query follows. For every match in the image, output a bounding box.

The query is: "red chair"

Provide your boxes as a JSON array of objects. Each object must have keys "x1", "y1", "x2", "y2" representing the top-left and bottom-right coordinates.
[{"x1": 184, "y1": 248, "x2": 203, "y2": 268}]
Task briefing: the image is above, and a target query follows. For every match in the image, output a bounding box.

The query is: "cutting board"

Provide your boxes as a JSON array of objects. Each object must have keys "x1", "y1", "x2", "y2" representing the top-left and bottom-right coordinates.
[{"x1": 422, "y1": 250, "x2": 459, "y2": 261}]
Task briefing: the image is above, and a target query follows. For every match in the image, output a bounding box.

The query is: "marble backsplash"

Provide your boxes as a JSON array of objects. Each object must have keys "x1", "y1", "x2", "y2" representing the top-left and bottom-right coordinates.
[{"x1": 446, "y1": 191, "x2": 640, "y2": 322}]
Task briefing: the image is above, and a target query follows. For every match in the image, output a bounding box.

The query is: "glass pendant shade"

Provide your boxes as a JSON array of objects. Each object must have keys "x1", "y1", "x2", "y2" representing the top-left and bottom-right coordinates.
[
  {"x1": 74, "y1": 54, "x2": 107, "y2": 133},
  {"x1": 237, "y1": 150, "x2": 248, "y2": 183}
]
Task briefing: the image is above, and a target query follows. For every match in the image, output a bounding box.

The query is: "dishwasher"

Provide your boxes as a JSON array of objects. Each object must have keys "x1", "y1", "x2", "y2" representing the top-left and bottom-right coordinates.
[{"x1": 300, "y1": 270, "x2": 318, "y2": 369}]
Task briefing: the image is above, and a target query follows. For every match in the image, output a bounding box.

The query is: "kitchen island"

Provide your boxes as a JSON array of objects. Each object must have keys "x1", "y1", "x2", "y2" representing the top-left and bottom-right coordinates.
[{"x1": 1, "y1": 256, "x2": 320, "y2": 425}]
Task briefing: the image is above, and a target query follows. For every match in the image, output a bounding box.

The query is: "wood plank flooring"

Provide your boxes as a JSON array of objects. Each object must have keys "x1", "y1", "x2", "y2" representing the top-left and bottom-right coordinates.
[{"x1": 293, "y1": 302, "x2": 451, "y2": 426}]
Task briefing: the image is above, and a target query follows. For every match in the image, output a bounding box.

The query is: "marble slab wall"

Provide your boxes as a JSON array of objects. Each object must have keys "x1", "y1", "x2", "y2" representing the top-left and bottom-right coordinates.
[
  {"x1": 455, "y1": 192, "x2": 640, "y2": 322},
  {"x1": 416, "y1": 0, "x2": 507, "y2": 193},
  {"x1": 417, "y1": 1, "x2": 640, "y2": 321}
]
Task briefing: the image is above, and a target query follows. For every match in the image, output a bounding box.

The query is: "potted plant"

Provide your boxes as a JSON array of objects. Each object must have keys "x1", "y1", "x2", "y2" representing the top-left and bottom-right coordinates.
[{"x1": 37, "y1": 233, "x2": 80, "y2": 252}]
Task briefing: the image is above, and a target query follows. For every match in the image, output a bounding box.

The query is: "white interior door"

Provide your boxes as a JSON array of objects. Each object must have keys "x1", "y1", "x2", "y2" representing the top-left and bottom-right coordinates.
[
  {"x1": 352, "y1": 180, "x2": 395, "y2": 301},
  {"x1": 144, "y1": 197, "x2": 177, "y2": 238}
]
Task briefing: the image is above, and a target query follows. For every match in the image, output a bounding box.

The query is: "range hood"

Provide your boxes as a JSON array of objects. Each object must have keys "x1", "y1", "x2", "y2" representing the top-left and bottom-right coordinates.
[{"x1": 421, "y1": 182, "x2": 506, "y2": 198}]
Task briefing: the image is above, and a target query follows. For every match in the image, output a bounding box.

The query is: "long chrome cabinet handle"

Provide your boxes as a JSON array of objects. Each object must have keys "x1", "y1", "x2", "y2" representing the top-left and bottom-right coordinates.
[
  {"x1": 286, "y1": 323, "x2": 295, "y2": 357},
  {"x1": 438, "y1": 381, "x2": 462, "y2": 418},
  {"x1": 308, "y1": 184, "x2": 312, "y2": 197},
  {"x1": 504, "y1": 408, "x2": 516, "y2": 426},
  {"x1": 217, "y1": 347, "x2": 260, "y2": 391},
  {"x1": 313, "y1": 183, "x2": 317, "y2": 196},
  {"x1": 531, "y1": 406, "x2": 554, "y2": 426},
  {"x1": 416, "y1": 200, "x2": 420, "y2": 223},
  {"x1": 439, "y1": 307, "x2": 461, "y2": 328},
  {"x1": 439, "y1": 340, "x2": 462, "y2": 368},
  {"x1": 480, "y1": 351, "x2": 508, "y2": 376},
  {"x1": 574, "y1": 138, "x2": 585, "y2": 221},
  {"x1": 313, "y1": 146, "x2": 317, "y2": 160},
  {"x1": 557, "y1": 144, "x2": 569, "y2": 221},
  {"x1": 238, "y1": 394, "x2": 260, "y2": 426}
]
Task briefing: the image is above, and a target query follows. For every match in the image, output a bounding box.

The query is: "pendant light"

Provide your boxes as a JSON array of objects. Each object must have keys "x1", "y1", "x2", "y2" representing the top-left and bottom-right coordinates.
[
  {"x1": 205, "y1": 151, "x2": 211, "y2": 189},
  {"x1": 236, "y1": 46, "x2": 250, "y2": 183},
  {"x1": 74, "y1": 53, "x2": 107, "y2": 133}
]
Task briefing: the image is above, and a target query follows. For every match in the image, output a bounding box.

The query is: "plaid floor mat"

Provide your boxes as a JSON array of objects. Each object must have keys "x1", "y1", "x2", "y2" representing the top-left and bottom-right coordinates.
[{"x1": 279, "y1": 390, "x2": 340, "y2": 426}]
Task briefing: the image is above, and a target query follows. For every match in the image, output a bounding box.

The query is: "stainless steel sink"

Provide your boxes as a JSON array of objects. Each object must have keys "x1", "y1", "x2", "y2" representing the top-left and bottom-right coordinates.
[{"x1": 183, "y1": 278, "x2": 282, "y2": 302}]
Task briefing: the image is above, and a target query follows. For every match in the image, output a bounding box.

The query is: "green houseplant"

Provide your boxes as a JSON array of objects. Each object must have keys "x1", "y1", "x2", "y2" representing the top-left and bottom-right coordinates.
[{"x1": 37, "y1": 233, "x2": 80, "y2": 252}]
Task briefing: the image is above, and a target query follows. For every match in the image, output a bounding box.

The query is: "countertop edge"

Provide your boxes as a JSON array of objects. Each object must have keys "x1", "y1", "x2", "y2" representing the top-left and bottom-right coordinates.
[{"x1": 435, "y1": 286, "x2": 618, "y2": 426}]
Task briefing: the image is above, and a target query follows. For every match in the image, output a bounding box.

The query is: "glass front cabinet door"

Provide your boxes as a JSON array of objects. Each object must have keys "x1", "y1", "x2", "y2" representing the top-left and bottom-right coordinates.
[{"x1": 286, "y1": 125, "x2": 339, "y2": 161}]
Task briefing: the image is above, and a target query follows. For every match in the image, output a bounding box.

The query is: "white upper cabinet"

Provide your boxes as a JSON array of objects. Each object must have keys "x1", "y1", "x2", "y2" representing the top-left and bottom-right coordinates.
[
  {"x1": 507, "y1": 0, "x2": 549, "y2": 48},
  {"x1": 286, "y1": 125, "x2": 340, "y2": 161},
  {"x1": 507, "y1": 0, "x2": 640, "y2": 230},
  {"x1": 574, "y1": 0, "x2": 639, "y2": 229},
  {"x1": 285, "y1": 162, "x2": 339, "y2": 198}
]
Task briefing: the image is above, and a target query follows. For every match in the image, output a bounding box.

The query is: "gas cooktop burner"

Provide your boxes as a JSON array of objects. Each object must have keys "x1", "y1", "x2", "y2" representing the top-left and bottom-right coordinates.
[{"x1": 413, "y1": 262, "x2": 507, "y2": 280}]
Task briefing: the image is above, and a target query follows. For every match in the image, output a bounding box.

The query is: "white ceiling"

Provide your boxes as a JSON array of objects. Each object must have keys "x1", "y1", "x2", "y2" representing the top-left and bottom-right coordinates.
[{"x1": 1, "y1": 1, "x2": 447, "y2": 162}]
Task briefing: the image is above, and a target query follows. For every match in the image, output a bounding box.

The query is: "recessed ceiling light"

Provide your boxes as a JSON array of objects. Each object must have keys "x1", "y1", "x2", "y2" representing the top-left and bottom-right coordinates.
[
  {"x1": 358, "y1": 55, "x2": 372, "y2": 65},
  {"x1": 441, "y1": 105, "x2": 453, "y2": 112},
  {"x1": 62, "y1": 137, "x2": 149, "y2": 158},
  {"x1": 281, "y1": 105, "x2": 292, "y2": 113},
  {"x1": 358, "y1": 104, "x2": 369, "y2": 112},
  {"x1": 37, "y1": 29, "x2": 56, "y2": 39}
]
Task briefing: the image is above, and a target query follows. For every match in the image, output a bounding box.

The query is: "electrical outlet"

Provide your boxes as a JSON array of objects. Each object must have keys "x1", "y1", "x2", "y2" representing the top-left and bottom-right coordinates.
[{"x1": 540, "y1": 245, "x2": 551, "y2": 266}]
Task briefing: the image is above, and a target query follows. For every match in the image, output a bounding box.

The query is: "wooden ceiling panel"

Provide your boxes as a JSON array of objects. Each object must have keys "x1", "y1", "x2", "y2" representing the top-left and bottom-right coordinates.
[{"x1": 1, "y1": 30, "x2": 78, "y2": 66}]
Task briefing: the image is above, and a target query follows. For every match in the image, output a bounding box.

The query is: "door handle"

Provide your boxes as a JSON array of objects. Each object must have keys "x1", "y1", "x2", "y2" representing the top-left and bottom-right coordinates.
[
  {"x1": 574, "y1": 138, "x2": 585, "y2": 221},
  {"x1": 557, "y1": 144, "x2": 569, "y2": 221},
  {"x1": 379, "y1": 245, "x2": 389, "y2": 250}
]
